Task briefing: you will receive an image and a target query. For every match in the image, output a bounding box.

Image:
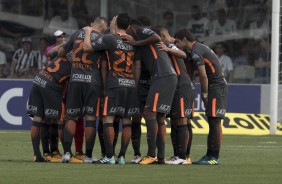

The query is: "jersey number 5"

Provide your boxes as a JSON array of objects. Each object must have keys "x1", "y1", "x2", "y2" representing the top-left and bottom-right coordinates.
[{"x1": 47, "y1": 57, "x2": 67, "y2": 73}]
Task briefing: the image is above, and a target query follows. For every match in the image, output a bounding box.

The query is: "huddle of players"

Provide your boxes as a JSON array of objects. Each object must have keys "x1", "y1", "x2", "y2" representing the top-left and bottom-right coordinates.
[{"x1": 28, "y1": 13, "x2": 227, "y2": 165}]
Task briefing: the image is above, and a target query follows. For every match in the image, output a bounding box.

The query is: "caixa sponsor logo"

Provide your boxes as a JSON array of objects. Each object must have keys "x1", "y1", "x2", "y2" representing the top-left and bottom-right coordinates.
[
  {"x1": 217, "y1": 109, "x2": 226, "y2": 115},
  {"x1": 0, "y1": 88, "x2": 23, "y2": 125},
  {"x1": 83, "y1": 106, "x2": 94, "y2": 113},
  {"x1": 45, "y1": 109, "x2": 59, "y2": 117},
  {"x1": 128, "y1": 108, "x2": 140, "y2": 115},
  {"x1": 159, "y1": 104, "x2": 171, "y2": 111},
  {"x1": 110, "y1": 107, "x2": 125, "y2": 114},
  {"x1": 28, "y1": 105, "x2": 37, "y2": 113},
  {"x1": 185, "y1": 109, "x2": 193, "y2": 116},
  {"x1": 67, "y1": 108, "x2": 80, "y2": 115}
]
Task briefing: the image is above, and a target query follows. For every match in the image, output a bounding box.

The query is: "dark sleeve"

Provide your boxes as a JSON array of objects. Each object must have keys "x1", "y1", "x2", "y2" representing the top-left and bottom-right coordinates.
[
  {"x1": 191, "y1": 52, "x2": 205, "y2": 67},
  {"x1": 134, "y1": 48, "x2": 141, "y2": 61},
  {"x1": 90, "y1": 34, "x2": 111, "y2": 51},
  {"x1": 62, "y1": 31, "x2": 78, "y2": 52},
  {"x1": 137, "y1": 27, "x2": 156, "y2": 40}
]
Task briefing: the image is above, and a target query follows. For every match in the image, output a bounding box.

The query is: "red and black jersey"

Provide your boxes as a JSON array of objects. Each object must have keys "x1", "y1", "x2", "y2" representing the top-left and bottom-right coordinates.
[
  {"x1": 63, "y1": 29, "x2": 105, "y2": 86},
  {"x1": 189, "y1": 42, "x2": 226, "y2": 86},
  {"x1": 90, "y1": 33, "x2": 137, "y2": 89},
  {"x1": 135, "y1": 27, "x2": 177, "y2": 80},
  {"x1": 166, "y1": 42, "x2": 194, "y2": 93}
]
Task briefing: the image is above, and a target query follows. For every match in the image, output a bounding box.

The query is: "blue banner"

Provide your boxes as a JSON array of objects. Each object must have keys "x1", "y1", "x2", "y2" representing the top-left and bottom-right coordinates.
[
  {"x1": 226, "y1": 84, "x2": 261, "y2": 113},
  {"x1": 194, "y1": 84, "x2": 261, "y2": 113},
  {"x1": 0, "y1": 80, "x2": 262, "y2": 130},
  {"x1": 0, "y1": 80, "x2": 32, "y2": 130}
]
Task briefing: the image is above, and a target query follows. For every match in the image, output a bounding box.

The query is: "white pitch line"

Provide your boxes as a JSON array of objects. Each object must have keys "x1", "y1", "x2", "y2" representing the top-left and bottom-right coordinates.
[
  {"x1": 0, "y1": 131, "x2": 29, "y2": 134},
  {"x1": 258, "y1": 141, "x2": 277, "y2": 144}
]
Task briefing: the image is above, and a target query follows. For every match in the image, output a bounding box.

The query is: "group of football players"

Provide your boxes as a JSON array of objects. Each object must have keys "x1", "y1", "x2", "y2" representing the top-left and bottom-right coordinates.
[{"x1": 28, "y1": 13, "x2": 227, "y2": 165}]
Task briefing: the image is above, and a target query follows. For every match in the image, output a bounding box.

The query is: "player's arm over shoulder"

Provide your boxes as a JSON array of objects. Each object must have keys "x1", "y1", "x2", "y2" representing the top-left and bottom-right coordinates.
[
  {"x1": 85, "y1": 33, "x2": 110, "y2": 52},
  {"x1": 133, "y1": 28, "x2": 161, "y2": 46},
  {"x1": 58, "y1": 31, "x2": 79, "y2": 56},
  {"x1": 166, "y1": 42, "x2": 186, "y2": 59}
]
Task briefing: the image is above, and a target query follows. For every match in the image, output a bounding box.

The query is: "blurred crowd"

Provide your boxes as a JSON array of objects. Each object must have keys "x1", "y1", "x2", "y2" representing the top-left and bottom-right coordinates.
[{"x1": 0, "y1": 0, "x2": 278, "y2": 84}]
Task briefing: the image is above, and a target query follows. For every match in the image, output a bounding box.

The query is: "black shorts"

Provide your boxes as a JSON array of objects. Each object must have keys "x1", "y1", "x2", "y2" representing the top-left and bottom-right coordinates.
[
  {"x1": 137, "y1": 84, "x2": 150, "y2": 113},
  {"x1": 66, "y1": 82, "x2": 101, "y2": 119},
  {"x1": 206, "y1": 84, "x2": 228, "y2": 118},
  {"x1": 27, "y1": 84, "x2": 63, "y2": 119},
  {"x1": 168, "y1": 89, "x2": 195, "y2": 119},
  {"x1": 144, "y1": 75, "x2": 177, "y2": 114},
  {"x1": 103, "y1": 87, "x2": 140, "y2": 118}
]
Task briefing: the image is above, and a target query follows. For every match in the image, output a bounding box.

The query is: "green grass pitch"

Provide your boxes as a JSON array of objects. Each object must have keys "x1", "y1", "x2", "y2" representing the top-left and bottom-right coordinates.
[{"x1": 0, "y1": 131, "x2": 281, "y2": 184}]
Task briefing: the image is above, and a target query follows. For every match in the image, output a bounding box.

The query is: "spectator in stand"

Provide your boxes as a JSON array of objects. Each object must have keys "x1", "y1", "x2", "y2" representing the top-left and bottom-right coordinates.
[
  {"x1": 44, "y1": 0, "x2": 62, "y2": 21},
  {"x1": 187, "y1": 5, "x2": 210, "y2": 41},
  {"x1": 233, "y1": 40, "x2": 255, "y2": 67},
  {"x1": 210, "y1": 8, "x2": 237, "y2": 36},
  {"x1": 71, "y1": 0, "x2": 89, "y2": 28},
  {"x1": 10, "y1": 37, "x2": 37, "y2": 79},
  {"x1": 202, "y1": 0, "x2": 228, "y2": 20},
  {"x1": 162, "y1": 10, "x2": 175, "y2": 35},
  {"x1": 249, "y1": 8, "x2": 270, "y2": 41},
  {"x1": 214, "y1": 42, "x2": 233, "y2": 82},
  {"x1": 0, "y1": 39, "x2": 15, "y2": 78},
  {"x1": 48, "y1": 5, "x2": 78, "y2": 35},
  {"x1": 44, "y1": 30, "x2": 66, "y2": 59},
  {"x1": 253, "y1": 38, "x2": 271, "y2": 83},
  {"x1": 35, "y1": 37, "x2": 48, "y2": 70},
  {"x1": 0, "y1": 21, "x2": 21, "y2": 38},
  {"x1": 0, "y1": 41, "x2": 7, "y2": 78},
  {"x1": 1, "y1": 0, "x2": 20, "y2": 14}
]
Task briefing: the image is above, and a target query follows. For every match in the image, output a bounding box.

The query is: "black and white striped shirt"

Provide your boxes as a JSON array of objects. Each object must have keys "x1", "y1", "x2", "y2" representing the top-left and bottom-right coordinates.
[{"x1": 13, "y1": 48, "x2": 37, "y2": 73}]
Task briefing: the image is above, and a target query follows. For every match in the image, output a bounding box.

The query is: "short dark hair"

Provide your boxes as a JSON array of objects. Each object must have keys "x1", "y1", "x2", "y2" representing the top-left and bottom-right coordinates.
[
  {"x1": 39, "y1": 37, "x2": 48, "y2": 43},
  {"x1": 257, "y1": 7, "x2": 266, "y2": 15},
  {"x1": 215, "y1": 42, "x2": 225, "y2": 48},
  {"x1": 137, "y1": 16, "x2": 151, "y2": 27},
  {"x1": 174, "y1": 28, "x2": 196, "y2": 42},
  {"x1": 192, "y1": 5, "x2": 200, "y2": 10},
  {"x1": 217, "y1": 8, "x2": 226, "y2": 16},
  {"x1": 129, "y1": 18, "x2": 142, "y2": 26},
  {"x1": 60, "y1": 5, "x2": 68, "y2": 11},
  {"x1": 163, "y1": 10, "x2": 174, "y2": 18},
  {"x1": 116, "y1": 13, "x2": 131, "y2": 30}
]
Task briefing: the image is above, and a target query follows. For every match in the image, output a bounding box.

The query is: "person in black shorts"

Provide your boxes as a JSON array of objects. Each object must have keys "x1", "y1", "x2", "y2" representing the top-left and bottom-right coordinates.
[
  {"x1": 57, "y1": 16, "x2": 108, "y2": 163},
  {"x1": 38, "y1": 34, "x2": 67, "y2": 162},
  {"x1": 128, "y1": 15, "x2": 152, "y2": 164},
  {"x1": 27, "y1": 54, "x2": 72, "y2": 162},
  {"x1": 95, "y1": 29, "x2": 122, "y2": 161},
  {"x1": 48, "y1": 44, "x2": 86, "y2": 162},
  {"x1": 123, "y1": 19, "x2": 178, "y2": 164},
  {"x1": 154, "y1": 25, "x2": 195, "y2": 165},
  {"x1": 174, "y1": 28, "x2": 228, "y2": 165},
  {"x1": 83, "y1": 14, "x2": 141, "y2": 164}
]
